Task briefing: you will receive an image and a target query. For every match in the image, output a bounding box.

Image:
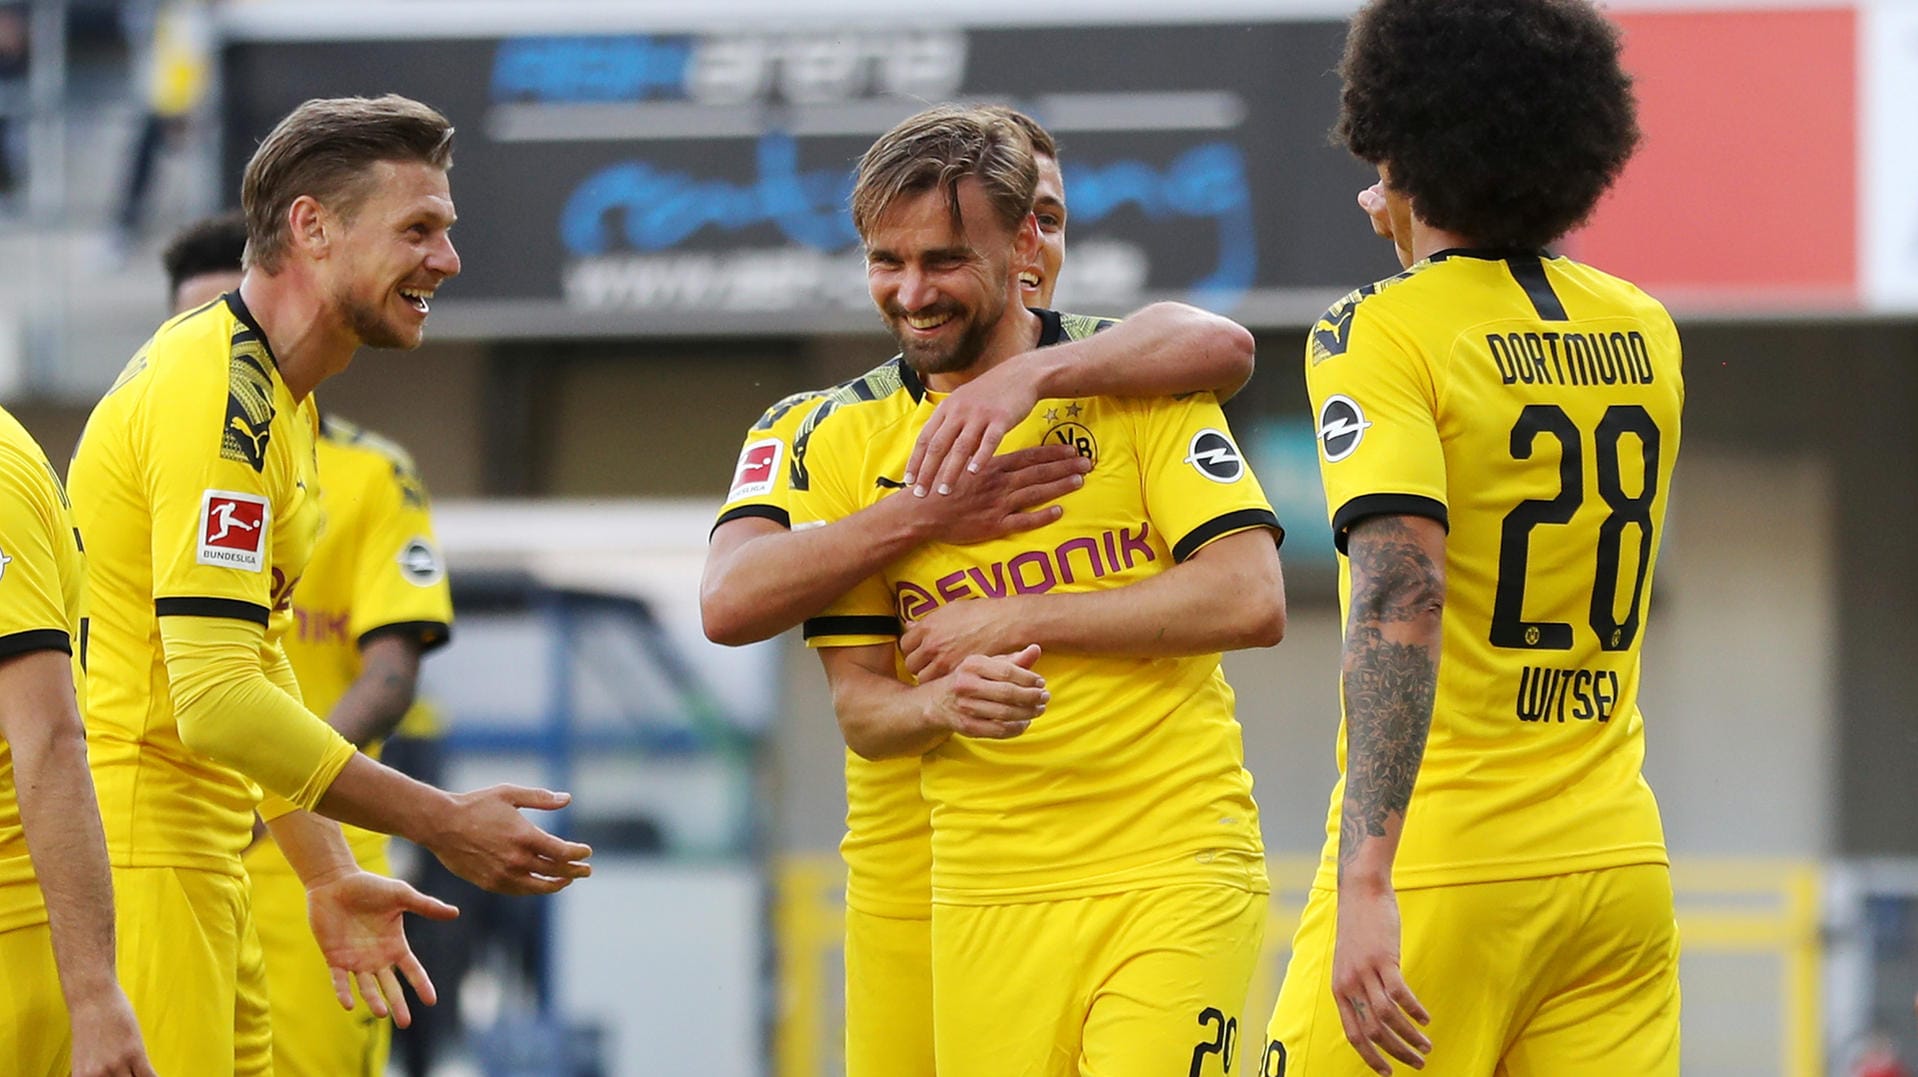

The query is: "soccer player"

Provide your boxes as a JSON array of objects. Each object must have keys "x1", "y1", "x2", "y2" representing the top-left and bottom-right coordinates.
[
  {"x1": 164, "y1": 210, "x2": 459, "y2": 1077},
  {"x1": 701, "y1": 107, "x2": 1257, "y2": 1077},
  {"x1": 793, "y1": 105, "x2": 1284, "y2": 1077},
  {"x1": 1263, "y1": 2, "x2": 1682, "y2": 1074},
  {"x1": 68, "y1": 94, "x2": 589, "y2": 1074},
  {"x1": 0, "y1": 411, "x2": 154, "y2": 1077}
]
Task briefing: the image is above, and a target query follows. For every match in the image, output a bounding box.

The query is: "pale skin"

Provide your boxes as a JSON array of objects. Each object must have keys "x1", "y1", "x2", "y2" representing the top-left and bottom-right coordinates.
[
  {"x1": 1327, "y1": 166, "x2": 1474, "y2": 1075},
  {"x1": 701, "y1": 151, "x2": 1254, "y2": 647},
  {"x1": 0, "y1": 650, "x2": 157, "y2": 1077},
  {"x1": 817, "y1": 175, "x2": 1282, "y2": 752},
  {"x1": 223, "y1": 161, "x2": 590, "y2": 894}
]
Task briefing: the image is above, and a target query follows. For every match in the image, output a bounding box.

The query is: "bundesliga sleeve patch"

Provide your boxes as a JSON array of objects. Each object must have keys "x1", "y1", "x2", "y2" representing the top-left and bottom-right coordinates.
[
  {"x1": 1185, "y1": 428, "x2": 1246, "y2": 483},
  {"x1": 728, "y1": 437, "x2": 783, "y2": 502},
  {"x1": 197, "y1": 489, "x2": 270, "y2": 572}
]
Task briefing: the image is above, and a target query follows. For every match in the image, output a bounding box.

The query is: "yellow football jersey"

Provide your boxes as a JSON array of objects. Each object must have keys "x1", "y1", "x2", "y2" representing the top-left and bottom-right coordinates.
[
  {"x1": 1305, "y1": 250, "x2": 1682, "y2": 890},
  {"x1": 715, "y1": 380, "x2": 932, "y2": 917},
  {"x1": 796, "y1": 310, "x2": 1278, "y2": 905},
  {"x1": 247, "y1": 415, "x2": 453, "y2": 876},
  {"x1": 70, "y1": 293, "x2": 325, "y2": 874},
  {"x1": 0, "y1": 407, "x2": 87, "y2": 934}
]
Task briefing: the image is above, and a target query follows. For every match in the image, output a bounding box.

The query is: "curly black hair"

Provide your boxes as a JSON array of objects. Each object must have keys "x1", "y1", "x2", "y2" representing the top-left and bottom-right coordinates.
[
  {"x1": 162, "y1": 211, "x2": 247, "y2": 298},
  {"x1": 1336, "y1": 0, "x2": 1640, "y2": 250}
]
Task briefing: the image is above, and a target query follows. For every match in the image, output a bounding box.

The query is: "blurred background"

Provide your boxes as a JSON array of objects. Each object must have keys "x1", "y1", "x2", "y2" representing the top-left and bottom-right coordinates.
[{"x1": 1, "y1": 0, "x2": 1914, "y2": 1074}]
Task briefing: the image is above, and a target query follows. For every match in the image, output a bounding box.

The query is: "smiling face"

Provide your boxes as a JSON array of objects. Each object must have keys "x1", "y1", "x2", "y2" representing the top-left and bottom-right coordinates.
[
  {"x1": 865, "y1": 176, "x2": 1037, "y2": 379},
  {"x1": 1021, "y1": 152, "x2": 1067, "y2": 308},
  {"x1": 319, "y1": 160, "x2": 460, "y2": 350}
]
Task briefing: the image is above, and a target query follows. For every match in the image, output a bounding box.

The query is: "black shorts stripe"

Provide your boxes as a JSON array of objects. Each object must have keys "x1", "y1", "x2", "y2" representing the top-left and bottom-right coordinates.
[
  {"x1": 1507, "y1": 257, "x2": 1569, "y2": 321},
  {"x1": 359, "y1": 620, "x2": 453, "y2": 655},
  {"x1": 711, "y1": 504, "x2": 790, "y2": 536},
  {"x1": 0, "y1": 628, "x2": 73, "y2": 661},
  {"x1": 1172, "y1": 509, "x2": 1284, "y2": 563},
  {"x1": 803, "y1": 615, "x2": 901, "y2": 641},
  {"x1": 1330, "y1": 494, "x2": 1450, "y2": 554},
  {"x1": 155, "y1": 596, "x2": 272, "y2": 626}
]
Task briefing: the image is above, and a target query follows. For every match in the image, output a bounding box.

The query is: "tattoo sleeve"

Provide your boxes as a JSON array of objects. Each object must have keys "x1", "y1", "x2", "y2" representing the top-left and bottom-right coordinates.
[{"x1": 1337, "y1": 515, "x2": 1444, "y2": 881}]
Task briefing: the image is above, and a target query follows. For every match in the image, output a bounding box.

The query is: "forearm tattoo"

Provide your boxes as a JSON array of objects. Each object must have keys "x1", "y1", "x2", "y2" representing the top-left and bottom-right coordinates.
[{"x1": 1337, "y1": 518, "x2": 1442, "y2": 879}]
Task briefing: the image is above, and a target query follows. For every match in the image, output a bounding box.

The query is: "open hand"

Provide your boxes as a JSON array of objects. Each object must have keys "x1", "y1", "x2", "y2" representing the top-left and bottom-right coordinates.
[
  {"x1": 307, "y1": 871, "x2": 459, "y2": 1029},
  {"x1": 905, "y1": 360, "x2": 1048, "y2": 497},
  {"x1": 904, "y1": 444, "x2": 1088, "y2": 546},
  {"x1": 901, "y1": 597, "x2": 1027, "y2": 682}
]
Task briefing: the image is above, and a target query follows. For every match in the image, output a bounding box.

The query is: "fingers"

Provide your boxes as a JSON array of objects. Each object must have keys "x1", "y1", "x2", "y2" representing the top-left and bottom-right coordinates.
[
  {"x1": 134, "y1": 1056, "x2": 161, "y2": 1077},
  {"x1": 1334, "y1": 993, "x2": 1393, "y2": 1076},
  {"x1": 930, "y1": 424, "x2": 987, "y2": 496},
  {"x1": 403, "y1": 887, "x2": 461, "y2": 922},
  {"x1": 965, "y1": 422, "x2": 1011, "y2": 477},
  {"x1": 904, "y1": 414, "x2": 942, "y2": 488},
  {"x1": 378, "y1": 966, "x2": 412, "y2": 1029},
  {"x1": 1336, "y1": 974, "x2": 1431, "y2": 1075},
  {"x1": 498, "y1": 785, "x2": 573, "y2": 812},
  {"x1": 908, "y1": 415, "x2": 959, "y2": 495},
  {"x1": 355, "y1": 970, "x2": 390, "y2": 1020},
  {"x1": 399, "y1": 950, "x2": 439, "y2": 1007},
  {"x1": 331, "y1": 967, "x2": 355, "y2": 1012},
  {"x1": 998, "y1": 505, "x2": 1067, "y2": 536},
  {"x1": 522, "y1": 829, "x2": 595, "y2": 871},
  {"x1": 1007, "y1": 643, "x2": 1042, "y2": 670},
  {"x1": 948, "y1": 714, "x2": 1033, "y2": 740}
]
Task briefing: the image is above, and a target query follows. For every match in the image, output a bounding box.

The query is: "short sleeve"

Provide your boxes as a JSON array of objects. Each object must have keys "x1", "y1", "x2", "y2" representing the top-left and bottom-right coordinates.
[
  {"x1": 146, "y1": 344, "x2": 283, "y2": 623},
  {"x1": 1134, "y1": 394, "x2": 1282, "y2": 563},
  {"x1": 712, "y1": 392, "x2": 826, "y2": 534},
  {"x1": 0, "y1": 454, "x2": 76, "y2": 658},
  {"x1": 1305, "y1": 302, "x2": 1448, "y2": 553},
  {"x1": 790, "y1": 412, "x2": 899, "y2": 646},
  {"x1": 348, "y1": 455, "x2": 453, "y2": 653}
]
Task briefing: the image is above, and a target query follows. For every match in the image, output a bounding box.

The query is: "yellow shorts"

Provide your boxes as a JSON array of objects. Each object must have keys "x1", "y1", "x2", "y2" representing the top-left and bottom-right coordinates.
[
  {"x1": 843, "y1": 907, "x2": 933, "y2": 1077},
  {"x1": 114, "y1": 866, "x2": 272, "y2": 1077},
  {"x1": 934, "y1": 884, "x2": 1266, "y2": 1077},
  {"x1": 0, "y1": 921, "x2": 70, "y2": 1077},
  {"x1": 249, "y1": 860, "x2": 393, "y2": 1077},
  {"x1": 1263, "y1": 863, "x2": 1680, "y2": 1076}
]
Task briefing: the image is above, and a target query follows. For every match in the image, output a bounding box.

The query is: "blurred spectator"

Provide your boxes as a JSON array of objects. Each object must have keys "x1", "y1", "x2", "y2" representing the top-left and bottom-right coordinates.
[
  {"x1": 1854, "y1": 1034, "x2": 1913, "y2": 1077},
  {"x1": 0, "y1": 0, "x2": 26, "y2": 209},
  {"x1": 110, "y1": 0, "x2": 213, "y2": 255}
]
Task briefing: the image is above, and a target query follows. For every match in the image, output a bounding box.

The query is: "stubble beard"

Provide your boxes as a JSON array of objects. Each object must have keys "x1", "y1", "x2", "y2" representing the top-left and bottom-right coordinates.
[{"x1": 892, "y1": 288, "x2": 1008, "y2": 380}]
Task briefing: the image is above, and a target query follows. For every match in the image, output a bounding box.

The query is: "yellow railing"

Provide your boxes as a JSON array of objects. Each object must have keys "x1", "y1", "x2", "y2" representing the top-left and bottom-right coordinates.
[{"x1": 775, "y1": 855, "x2": 1823, "y2": 1077}]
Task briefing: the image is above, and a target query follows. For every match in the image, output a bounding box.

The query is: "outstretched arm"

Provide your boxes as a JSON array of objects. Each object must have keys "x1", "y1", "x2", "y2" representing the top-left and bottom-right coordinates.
[
  {"x1": 817, "y1": 641, "x2": 1048, "y2": 760},
  {"x1": 1330, "y1": 514, "x2": 1444, "y2": 1076},
  {"x1": 906, "y1": 302, "x2": 1257, "y2": 493},
  {"x1": 0, "y1": 650, "x2": 156, "y2": 1077},
  {"x1": 701, "y1": 446, "x2": 1088, "y2": 646},
  {"x1": 899, "y1": 528, "x2": 1284, "y2": 680}
]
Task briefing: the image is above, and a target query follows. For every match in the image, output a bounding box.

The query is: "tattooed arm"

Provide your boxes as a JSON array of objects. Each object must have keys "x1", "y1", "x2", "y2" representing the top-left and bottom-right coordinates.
[{"x1": 1330, "y1": 513, "x2": 1445, "y2": 1076}]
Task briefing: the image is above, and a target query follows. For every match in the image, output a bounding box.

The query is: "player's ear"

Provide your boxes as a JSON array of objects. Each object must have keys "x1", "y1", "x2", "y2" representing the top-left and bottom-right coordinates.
[
  {"x1": 1013, "y1": 211, "x2": 1040, "y2": 264},
  {"x1": 288, "y1": 195, "x2": 329, "y2": 260}
]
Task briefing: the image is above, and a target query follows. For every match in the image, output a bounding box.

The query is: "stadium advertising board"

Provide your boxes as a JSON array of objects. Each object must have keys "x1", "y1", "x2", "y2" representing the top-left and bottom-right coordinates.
[{"x1": 221, "y1": 18, "x2": 1387, "y2": 338}]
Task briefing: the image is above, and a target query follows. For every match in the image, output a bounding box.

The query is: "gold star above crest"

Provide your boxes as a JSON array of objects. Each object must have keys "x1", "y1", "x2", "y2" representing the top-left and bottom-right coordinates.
[
  {"x1": 1064, "y1": 401, "x2": 1083, "y2": 418},
  {"x1": 1043, "y1": 408, "x2": 1059, "y2": 422}
]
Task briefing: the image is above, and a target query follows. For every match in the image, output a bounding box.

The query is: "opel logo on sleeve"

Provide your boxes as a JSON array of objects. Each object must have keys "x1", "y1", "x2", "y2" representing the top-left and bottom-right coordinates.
[
  {"x1": 1184, "y1": 429, "x2": 1245, "y2": 483},
  {"x1": 1317, "y1": 395, "x2": 1371, "y2": 463}
]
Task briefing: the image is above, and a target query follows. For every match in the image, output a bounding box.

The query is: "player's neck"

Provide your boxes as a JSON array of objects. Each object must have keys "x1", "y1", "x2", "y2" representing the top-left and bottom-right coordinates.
[
  {"x1": 238, "y1": 271, "x2": 357, "y2": 402},
  {"x1": 1408, "y1": 219, "x2": 1480, "y2": 264},
  {"x1": 921, "y1": 302, "x2": 1043, "y2": 393}
]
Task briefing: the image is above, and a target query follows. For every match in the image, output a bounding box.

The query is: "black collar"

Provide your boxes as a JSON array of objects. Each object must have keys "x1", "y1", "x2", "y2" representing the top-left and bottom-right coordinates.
[{"x1": 223, "y1": 290, "x2": 282, "y2": 370}]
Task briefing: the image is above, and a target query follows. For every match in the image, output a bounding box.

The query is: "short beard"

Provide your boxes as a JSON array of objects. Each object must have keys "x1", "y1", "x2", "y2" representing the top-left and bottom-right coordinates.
[
  {"x1": 890, "y1": 288, "x2": 1007, "y2": 379},
  {"x1": 340, "y1": 287, "x2": 418, "y2": 350}
]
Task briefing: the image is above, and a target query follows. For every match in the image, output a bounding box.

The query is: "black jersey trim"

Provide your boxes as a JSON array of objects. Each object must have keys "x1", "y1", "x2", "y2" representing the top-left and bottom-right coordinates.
[
  {"x1": 895, "y1": 356, "x2": 926, "y2": 404},
  {"x1": 711, "y1": 504, "x2": 791, "y2": 537},
  {"x1": 0, "y1": 628, "x2": 73, "y2": 661},
  {"x1": 155, "y1": 596, "x2": 272, "y2": 626},
  {"x1": 1034, "y1": 307, "x2": 1064, "y2": 346},
  {"x1": 802, "y1": 615, "x2": 901, "y2": 641},
  {"x1": 1428, "y1": 247, "x2": 1548, "y2": 262},
  {"x1": 359, "y1": 620, "x2": 453, "y2": 655},
  {"x1": 223, "y1": 292, "x2": 280, "y2": 366},
  {"x1": 1330, "y1": 494, "x2": 1450, "y2": 554},
  {"x1": 1172, "y1": 509, "x2": 1284, "y2": 563},
  {"x1": 1506, "y1": 257, "x2": 1569, "y2": 321}
]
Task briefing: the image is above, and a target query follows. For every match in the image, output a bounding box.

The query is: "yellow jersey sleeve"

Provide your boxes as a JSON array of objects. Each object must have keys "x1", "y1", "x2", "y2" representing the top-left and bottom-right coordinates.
[
  {"x1": 713, "y1": 391, "x2": 829, "y2": 533},
  {"x1": 348, "y1": 449, "x2": 453, "y2": 651},
  {"x1": 0, "y1": 452, "x2": 79, "y2": 658},
  {"x1": 1131, "y1": 393, "x2": 1283, "y2": 560},
  {"x1": 788, "y1": 403, "x2": 900, "y2": 646},
  {"x1": 1306, "y1": 295, "x2": 1449, "y2": 551},
  {"x1": 144, "y1": 339, "x2": 290, "y2": 621}
]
